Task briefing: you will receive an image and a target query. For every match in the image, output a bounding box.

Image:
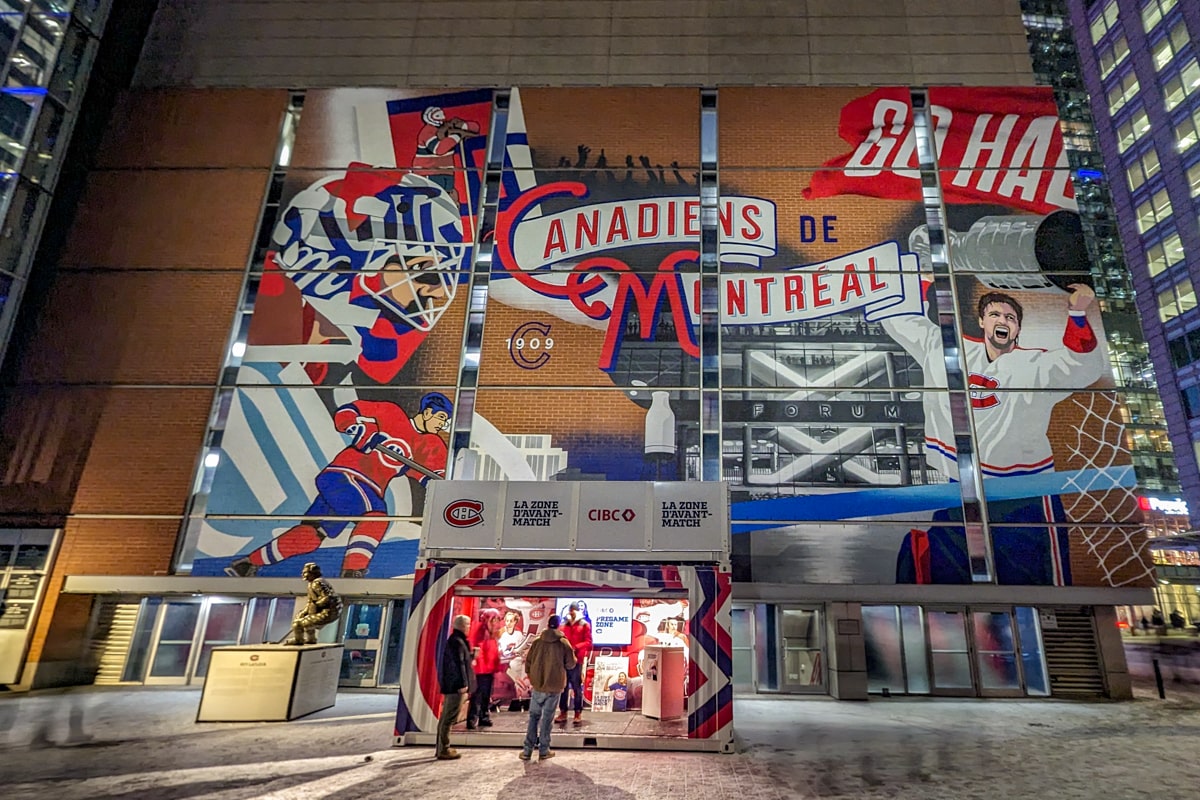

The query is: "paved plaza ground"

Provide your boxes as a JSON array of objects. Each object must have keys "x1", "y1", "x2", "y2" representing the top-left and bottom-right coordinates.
[{"x1": 1, "y1": 677, "x2": 1198, "y2": 799}]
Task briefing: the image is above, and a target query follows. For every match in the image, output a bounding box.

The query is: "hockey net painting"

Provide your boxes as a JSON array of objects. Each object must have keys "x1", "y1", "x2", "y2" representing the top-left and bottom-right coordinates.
[{"x1": 1058, "y1": 391, "x2": 1152, "y2": 587}]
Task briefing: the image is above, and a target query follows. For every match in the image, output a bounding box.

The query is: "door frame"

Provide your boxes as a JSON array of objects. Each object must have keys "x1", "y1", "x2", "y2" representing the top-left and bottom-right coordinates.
[
  {"x1": 776, "y1": 605, "x2": 827, "y2": 694},
  {"x1": 143, "y1": 599, "x2": 203, "y2": 686},
  {"x1": 730, "y1": 603, "x2": 757, "y2": 693},
  {"x1": 923, "y1": 606, "x2": 976, "y2": 697},
  {"x1": 969, "y1": 605, "x2": 1026, "y2": 698},
  {"x1": 143, "y1": 598, "x2": 248, "y2": 686},
  {"x1": 339, "y1": 601, "x2": 391, "y2": 688}
]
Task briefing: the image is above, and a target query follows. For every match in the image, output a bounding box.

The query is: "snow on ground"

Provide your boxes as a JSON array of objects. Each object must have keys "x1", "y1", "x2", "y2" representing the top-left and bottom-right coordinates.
[{"x1": 2, "y1": 680, "x2": 1199, "y2": 799}]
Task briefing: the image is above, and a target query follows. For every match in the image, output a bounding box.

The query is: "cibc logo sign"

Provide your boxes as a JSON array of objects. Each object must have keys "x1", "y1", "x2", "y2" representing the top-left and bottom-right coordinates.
[
  {"x1": 588, "y1": 508, "x2": 637, "y2": 523},
  {"x1": 444, "y1": 499, "x2": 485, "y2": 528}
]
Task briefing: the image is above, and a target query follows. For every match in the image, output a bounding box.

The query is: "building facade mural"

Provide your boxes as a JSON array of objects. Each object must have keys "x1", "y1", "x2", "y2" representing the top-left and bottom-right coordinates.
[{"x1": 187, "y1": 86, "x2": 1151, "y2": 589}]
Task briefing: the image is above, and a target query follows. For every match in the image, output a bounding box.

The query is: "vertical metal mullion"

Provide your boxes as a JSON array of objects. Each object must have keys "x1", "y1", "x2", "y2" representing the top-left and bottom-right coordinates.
[
  {"x1": 911, "y1": 88, "x2": 995, "y2": 583},
  {"x1": 448, "y1": 90, "x2": 506, "y2": 477},
  {"x1": 699, "y1": 88, "x2": 721, "y2": 481}
]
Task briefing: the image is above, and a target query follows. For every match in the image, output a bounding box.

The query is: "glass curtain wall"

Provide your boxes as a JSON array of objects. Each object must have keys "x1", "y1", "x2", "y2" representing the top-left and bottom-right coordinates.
[{"x1": 0, "y1": 0, "x2": 111, "y2": 366}]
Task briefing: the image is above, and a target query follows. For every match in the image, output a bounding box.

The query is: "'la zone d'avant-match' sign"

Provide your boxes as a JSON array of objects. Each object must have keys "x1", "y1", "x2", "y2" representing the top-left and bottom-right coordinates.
[{"x1": 421, "y1": 481, "x2": 728, "y2": 561}]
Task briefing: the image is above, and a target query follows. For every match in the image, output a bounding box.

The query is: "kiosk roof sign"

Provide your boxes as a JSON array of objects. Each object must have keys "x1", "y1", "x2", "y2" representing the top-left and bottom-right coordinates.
[{"x1": 421, "y1": 481, "x2": 728, "y2": 563}]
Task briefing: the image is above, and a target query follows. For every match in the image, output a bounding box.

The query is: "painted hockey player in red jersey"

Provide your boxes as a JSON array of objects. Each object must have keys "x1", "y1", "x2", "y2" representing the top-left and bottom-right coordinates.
[
  {"x1": 412, "y1": 106, "x2": 481, "y2": 198},
  {"x1": 227, "y1": 392, "x2": 451, "y2": 579}
]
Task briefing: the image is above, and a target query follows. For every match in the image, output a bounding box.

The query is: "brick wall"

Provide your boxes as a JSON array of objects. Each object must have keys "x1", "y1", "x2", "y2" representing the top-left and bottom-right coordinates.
[{"x1": 0, "y1": 89, "x2": 288, "y2": 684}]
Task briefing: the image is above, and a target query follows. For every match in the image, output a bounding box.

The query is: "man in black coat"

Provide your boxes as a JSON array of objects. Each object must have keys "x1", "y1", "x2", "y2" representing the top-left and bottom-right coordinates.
[{"x1": 436, "y1": 614, "x2": 475, "y2": 760}]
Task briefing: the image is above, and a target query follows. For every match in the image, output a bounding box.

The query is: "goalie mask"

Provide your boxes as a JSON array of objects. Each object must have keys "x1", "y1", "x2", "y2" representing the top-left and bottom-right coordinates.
[{"x1": 272, "y1": 168, "x2": 467, "y2": 332}]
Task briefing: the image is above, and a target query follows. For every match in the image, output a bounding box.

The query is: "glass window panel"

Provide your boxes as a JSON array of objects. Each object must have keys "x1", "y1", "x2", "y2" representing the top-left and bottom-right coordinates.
[
  {"x1": 930, "y1": 652, "x2": 973, "y2": 689},
  {"x1": 345, "y1": 602, "x2": 384, "y2": 638},
  {"x1": 1136, "y1": 189, "x2": 1173, "y2": 234},
  {"x1": 1143, "y1": 0, "x2": 1178, "y2": 34},
  {"x1": 1176, "y1": 111, "x2": 1200, "y2": 152},
  {"x1": 243, "y1": 597, "x2": 271, "y2": 643},
  {"x1": 122, "y1": 597, "x2": 163, "y2": 682},
  {"x1": 1189, "y1": 164, "x2": 1200, "y2": 198},
  {"x1": 862, "y1": 605, "x2": 905, "y2": 694},
  {"x1": 148, "y1": 643, "x2": 192, "y2": 678},
  {"x1": 158, "y1": 601, "x2": 200, "y2": 642},
  {"x1": 1100, "y1": 35, "x2": 1130, "y2": 78},
  {"x1": 927, "y1": 609, "x2": 968, "y2": 652},
  {"x1": 1107, "y1": 71, "x2": 1139, "y2": 115},
  {"x1": 1169, "y1": 335, "x2": 1191, "y2": 368},
  {"x1": 1159, "y1": 285, "x2": 1182, "y2": 322},
  {"x1": 1015, "y1": 607, "x2": 1049, "y2": 696},
  {"x1": 1153, "y1": 21, "x2": 1190, "y2": 70},
  {"x1": 900, "y1": 605, "x2": 930, "y2": 694},
  {"x1": 1126, "y1": 147, "x2": 1159, "y2": 191},
  {"x1": 1117, "y1": 108, "x2": 1151, "y2": 152},
  {"x1": 1178, "y1": 278, "x2": 1197, "y2": 315},
  {"x1": 1090, "y1": 0, "x2": 1119, "y2": 43}
]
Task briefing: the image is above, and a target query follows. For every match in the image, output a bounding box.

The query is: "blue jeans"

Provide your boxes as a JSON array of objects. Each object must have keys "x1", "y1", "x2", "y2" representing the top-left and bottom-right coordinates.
[
  {"x1": 522, "y1": 690, "x2": 557, "y2": 757},
  {"x1": 559, "y1": 663, "x2": 583, "y2": 714}
]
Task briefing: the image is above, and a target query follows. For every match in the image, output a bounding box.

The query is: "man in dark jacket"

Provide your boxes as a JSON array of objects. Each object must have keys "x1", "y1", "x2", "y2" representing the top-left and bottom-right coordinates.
[
  {"x1": 436, "y1": 614, "x2": 475, "y2": 760},
  {"x1": 520, "y1": 614, "x2": 576, "y2": 761}
]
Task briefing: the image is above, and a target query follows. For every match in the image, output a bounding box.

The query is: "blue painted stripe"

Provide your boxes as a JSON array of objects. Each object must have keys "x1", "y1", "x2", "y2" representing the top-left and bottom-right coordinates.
[{"x1": 730, "y1": 466, "x2": 1135, "y2": 531}]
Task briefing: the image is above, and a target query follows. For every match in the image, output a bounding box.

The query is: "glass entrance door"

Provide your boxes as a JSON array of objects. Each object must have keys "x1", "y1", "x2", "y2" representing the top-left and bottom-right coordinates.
[
  {"x1": 193, "y1": 601, "x2": 247, "y2": 681},
  {"x1": 145, "y1": 601, "x2": 201, "y2": 684},
  {"x1": 926, "y1": 609, "x2": 974, "y2": 696},
  {"x1": 144, "y1": 598, "x2": 247, "y2": 685},
  {"x1": 340, "y1": 602, "x2": 387, "y2": 687},
  {"x1": 971, "y1": 609, "x2": 1023, "y2": 697},
  {"x1": 778, "y1": 606, "x2": 825, "y2": 693}
]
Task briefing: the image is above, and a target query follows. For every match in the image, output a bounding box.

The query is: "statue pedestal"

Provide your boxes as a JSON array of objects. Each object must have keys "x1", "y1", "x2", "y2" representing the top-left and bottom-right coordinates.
[{"x1": 197, "y1": 644, "x2": 343, "y2": 722}]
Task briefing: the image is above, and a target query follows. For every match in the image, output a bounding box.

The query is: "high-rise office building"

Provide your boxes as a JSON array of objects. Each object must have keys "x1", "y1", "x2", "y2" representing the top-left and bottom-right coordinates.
[
  {"x1": 1065, "y1": 0, "x2": 1200, "y2": 615},
  {"x1": 0, "y1": 1, "x2": 1173, "y2": 705}
]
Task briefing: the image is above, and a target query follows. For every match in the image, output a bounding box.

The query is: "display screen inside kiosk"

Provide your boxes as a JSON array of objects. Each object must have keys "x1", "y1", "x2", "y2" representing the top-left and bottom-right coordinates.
[
  {"x1": 452, "y1": 594, "x2": 688, "y2": 713},
  {"x1": 559, "y1": 598, "x2": 633, "y2": 646}
]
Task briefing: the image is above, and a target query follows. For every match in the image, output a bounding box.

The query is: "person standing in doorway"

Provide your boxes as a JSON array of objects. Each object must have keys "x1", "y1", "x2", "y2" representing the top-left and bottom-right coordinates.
[
  {"x1": 468, "y1": 608, "x2": 502, "y2": 729},
  {"x1": 436, "y1": 614, "x2": 474, "y2": 760},
  {"x1": 520, "y1": 614, "x2": 576, "y2": 762},
  {"x1": 556, "y1": 602, "x2": 592, "y2": 725}
]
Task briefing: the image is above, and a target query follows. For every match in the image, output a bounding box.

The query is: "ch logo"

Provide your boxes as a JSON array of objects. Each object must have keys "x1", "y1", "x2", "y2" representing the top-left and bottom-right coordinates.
[
  {"x1": 508, "y1": 321, "x2": 554, "y2": 370},
  {"x1": 444, "y1": 499, "x2": 484, "y2": 528},
  {"x1": 968, "y1": 373, "x2": 1000, "y2": 409}
]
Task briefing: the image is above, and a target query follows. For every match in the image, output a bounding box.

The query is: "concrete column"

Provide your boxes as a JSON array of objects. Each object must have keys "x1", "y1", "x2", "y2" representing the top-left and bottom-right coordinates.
[
  {"x1": 826, "y1": 602, "x2": 868, "y2": 700},
  {"x1": 1094, "y1": 605, "x2": 1133, "y2": 700}
]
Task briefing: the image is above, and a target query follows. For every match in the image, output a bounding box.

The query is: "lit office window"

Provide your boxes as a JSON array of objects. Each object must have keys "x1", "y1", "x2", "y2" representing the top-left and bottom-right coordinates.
[
  {"x1": 1117, "y1": 108, "x2": 1152, "y2": 152},
  {"x1": 1163, "y1": 59, "x2": 1200, "y2": 111},
  {"x1": 1143, "y1": 0, "x2": 1178, "y2": 34},
  {"x1": 1159, "y1": 277, "x2": 1197, "y2": 323},
  {"x1": 1190, "y1": 163, "x2": 1200, "y2": 197},
  {"x1": 1177, "y1": 111, "x2": 1200, "y2": 152},
  {"x1": 1126, "y1": 147, "x2": 1160, "y2": 191},
  {"x1": 1136, "y1": 188, "x2": 1173, "y2": 234},
  {"x1": 1107, "y1": 71, "x2": 1140, "y2": 115},
  {"x1": 1100, "y1": 35, "x2": 1131, "y2": 78},
  {"x1": 1091, "y1": 0, "x2": 1120, "y2": 43},
  {"x1": 1146, "y1": 233, "x2": 1185, "y2": 277},
  {"x1": 1153, "y1": 20, "x2": 1191, "y2": 71}
]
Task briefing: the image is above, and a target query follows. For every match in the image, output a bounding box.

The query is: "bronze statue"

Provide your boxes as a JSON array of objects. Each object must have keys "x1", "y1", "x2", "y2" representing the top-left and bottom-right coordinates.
[{"x1": 287, "y1": 562, "x2": 342, "y2": 645}]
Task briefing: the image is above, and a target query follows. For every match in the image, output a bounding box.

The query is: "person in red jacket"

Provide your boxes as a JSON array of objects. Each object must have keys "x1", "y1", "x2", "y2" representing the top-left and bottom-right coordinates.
[
  {"x1": 556, "y1": 602, "x2": 592, "y2": 724},
  {"x1": 468, "y1": 608, "x2": 502, "y2": 729}
]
